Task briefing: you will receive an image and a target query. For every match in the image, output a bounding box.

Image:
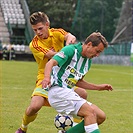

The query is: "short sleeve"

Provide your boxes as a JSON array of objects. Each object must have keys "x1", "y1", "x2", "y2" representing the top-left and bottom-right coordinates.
[{"x1": 53, "y1": 45, "x2": 74, "y2": 66}]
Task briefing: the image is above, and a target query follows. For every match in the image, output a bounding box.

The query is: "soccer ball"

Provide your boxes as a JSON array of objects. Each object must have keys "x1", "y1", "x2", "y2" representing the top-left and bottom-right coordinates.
[{"x1": 54, "y1": 113, "x2": 73, "y2": 131}]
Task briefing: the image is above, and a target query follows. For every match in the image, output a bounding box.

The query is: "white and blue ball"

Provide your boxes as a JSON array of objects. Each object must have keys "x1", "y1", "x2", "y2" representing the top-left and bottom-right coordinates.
[{"x1": 54, "y1": 113, "x2": 73, "y2": 131}]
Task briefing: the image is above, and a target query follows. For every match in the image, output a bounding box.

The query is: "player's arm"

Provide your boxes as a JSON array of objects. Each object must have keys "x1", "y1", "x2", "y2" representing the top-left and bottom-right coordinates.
[
  {"x1": 30, "y1": 42, "x2": 57, "y2": 60},
  {"x1": 41, "y1": 59, "x2": 58, "y2": 88},
  {"x1": 76, "y1": 79, "x2": 113, "y2": 91},
  {"x1": 65, "y1": 33, "x2": 76, "y2": 45},
  {"x1": 45, "y1": 50, "x2": 57, "y2": 59}
]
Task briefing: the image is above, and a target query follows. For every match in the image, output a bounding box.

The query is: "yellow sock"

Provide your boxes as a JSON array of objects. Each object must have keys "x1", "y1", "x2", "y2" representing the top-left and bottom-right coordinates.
[
  {"x1": 20, "y1": 113, "x2": 37, "y2": 131},
  {"x1": 73, "y1": 116, "x2": 83, "y2": 126}
]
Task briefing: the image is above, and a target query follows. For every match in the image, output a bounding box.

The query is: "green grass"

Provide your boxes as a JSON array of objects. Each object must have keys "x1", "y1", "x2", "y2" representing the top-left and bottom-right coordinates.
[
  {"x1": 131, "y1": 53, "x2": 133, "y2": 62},
  {"x1": 0, "y1": 61, "x2": 132, "y2": 133}
]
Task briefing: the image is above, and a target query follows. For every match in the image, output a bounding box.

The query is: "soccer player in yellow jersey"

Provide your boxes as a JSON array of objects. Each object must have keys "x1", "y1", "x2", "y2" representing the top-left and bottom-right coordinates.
[{"x1": 15, "y1": 11, "x2": 88, "y2": 133}]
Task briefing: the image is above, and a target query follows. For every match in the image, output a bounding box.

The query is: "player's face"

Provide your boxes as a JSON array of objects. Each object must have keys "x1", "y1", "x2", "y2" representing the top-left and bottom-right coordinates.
[
  {"x1": 32, "y1": 22, "x2": 49, "y2": 39},
  {"x1": 83, "y1": 42, "x2": 104, "y2": 59}
]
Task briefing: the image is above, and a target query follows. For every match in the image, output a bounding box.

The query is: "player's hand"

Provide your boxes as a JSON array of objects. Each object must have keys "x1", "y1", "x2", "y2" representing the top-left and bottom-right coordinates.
[
  {"x1": 65, "y1": 33, "x2": 76, "y2": 45},
  {"x1": 39, "y1": 76, "x2": 51, "y2": 89},
  {"x1": 98, "y1": 84, "x2": 113, "y2": 91}
]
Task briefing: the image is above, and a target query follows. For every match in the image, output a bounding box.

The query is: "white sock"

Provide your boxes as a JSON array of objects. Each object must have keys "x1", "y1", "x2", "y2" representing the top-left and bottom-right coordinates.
[{"x1": 84, "y1": 123, "x2": 99, "y2": 133}]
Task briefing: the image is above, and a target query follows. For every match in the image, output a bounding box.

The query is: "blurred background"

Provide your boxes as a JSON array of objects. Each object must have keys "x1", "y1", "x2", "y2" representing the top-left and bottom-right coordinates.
[{"x1": 0, "y1": 0, "x2": 132, "y2": 65}]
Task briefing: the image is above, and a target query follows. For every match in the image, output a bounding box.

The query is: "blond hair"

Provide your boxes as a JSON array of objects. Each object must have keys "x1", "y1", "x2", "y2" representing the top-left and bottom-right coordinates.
[{"x1": 30, "y1": 11, "x2": 50, "y2": 25}]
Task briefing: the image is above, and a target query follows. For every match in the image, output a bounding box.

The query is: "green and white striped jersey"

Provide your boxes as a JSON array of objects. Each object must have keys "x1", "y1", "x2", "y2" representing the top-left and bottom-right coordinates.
[{"x1": 52, "y1": 42, "x2": 92, "y2": 89}]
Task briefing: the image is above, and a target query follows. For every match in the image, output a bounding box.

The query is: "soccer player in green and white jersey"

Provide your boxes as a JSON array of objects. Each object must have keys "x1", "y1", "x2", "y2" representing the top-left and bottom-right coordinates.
[{"x1": 41, "y1": 32, "x2": 113, "y2": 133}]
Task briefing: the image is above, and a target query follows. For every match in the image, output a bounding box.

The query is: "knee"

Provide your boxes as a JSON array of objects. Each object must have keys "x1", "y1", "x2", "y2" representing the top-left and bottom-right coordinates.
[
  {"x1": 78, "y1": 104, "x2": 99, "y2": 126},
  {"x1": 90, "y1": 104, "x2": 106, "y2": 125},
  {"x1": 88, "y1": 106, "x2": 96, "y2": 117},
  {"x1": 84, "y1": 105, "x2": 96, "y2": 117},
  {"x1": 81, "y1": 89, "x2": 88, "y2": 99},
  {"x1": 102, "y1": 112, "x2": 106, "y2": 120},
  {"x1": 31, "y1": 105, "x2": 41, "y2": 112},
  {"x1": 98, "y1": 111, "x2": 106, "y2": 124},
  {"x1": 26, "y1": 104, "x2": 41, "y2": 115},
  {"x1": 25, "y1": 96, "x2": 45, "y2": 115},
  {"x1": 75, "y1": 88, "x2": 88, "y2": 99},
  {"x1": 83, "y1": 106, "x2": 97, "y2": 123}
]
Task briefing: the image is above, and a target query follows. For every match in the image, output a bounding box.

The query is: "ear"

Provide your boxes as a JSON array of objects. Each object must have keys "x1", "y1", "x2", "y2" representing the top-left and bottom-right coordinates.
[
  {"x1": 87, "y1": 42, "x2": 92, "y2": 47},
  {"x1": 45, "y1": 22, "x2": 50, "y2": 27}
]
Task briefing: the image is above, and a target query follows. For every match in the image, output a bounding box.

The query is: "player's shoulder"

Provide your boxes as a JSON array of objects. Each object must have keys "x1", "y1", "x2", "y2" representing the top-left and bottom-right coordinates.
[
  {"x1": 50, "y1": 28, "x2": 68, "y2": 35},
  {"x1": 29, "y1": 36, "x2": 39, "y2": 48},
  {"x1": 61, "y1": 44, "x2": 76, "y2": 55},
  {"x1": 31, "y1": 36, "x2": 38, "y2": 44}
]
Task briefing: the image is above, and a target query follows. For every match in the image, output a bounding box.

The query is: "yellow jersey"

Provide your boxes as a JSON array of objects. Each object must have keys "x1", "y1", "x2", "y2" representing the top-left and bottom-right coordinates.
[{"x1": 29, "y1": 28, "x2": 68, "y2": 81}]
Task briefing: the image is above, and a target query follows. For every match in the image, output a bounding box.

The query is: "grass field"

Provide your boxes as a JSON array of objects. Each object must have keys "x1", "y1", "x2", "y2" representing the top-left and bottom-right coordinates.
[{"x1": 0, "y1": 61, "x2": 132, "y2": 133}]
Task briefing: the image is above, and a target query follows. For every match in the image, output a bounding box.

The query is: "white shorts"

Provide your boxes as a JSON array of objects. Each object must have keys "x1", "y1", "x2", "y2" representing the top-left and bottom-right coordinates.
[{"x1": 48, "y1": 86, "x2": 92, "y2": 115}]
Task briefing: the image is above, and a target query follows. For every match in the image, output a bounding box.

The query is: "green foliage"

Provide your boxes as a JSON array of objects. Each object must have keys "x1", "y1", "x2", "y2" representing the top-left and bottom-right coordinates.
[
  {"x1": 1, "y1": 61, "x2": 132, "y2": 133},
  {"x1": 27, "y1": 0, "x2": 76, "y2": 31},
  {"x1": 26, "y1": 0, "x2": 124, "y2": 41},
  {"x1": 72, "y1": 0, "x2": 124, "y2": 41}
]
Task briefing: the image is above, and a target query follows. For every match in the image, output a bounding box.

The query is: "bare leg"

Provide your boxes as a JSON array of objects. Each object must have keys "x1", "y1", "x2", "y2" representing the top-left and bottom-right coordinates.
[
  {"x1": 19, "y1": 96, "x2": 46, "y2": 132},
  {"x1": 91, "y1": 104, "x2": 106, "y2": 125},
  {"x1": 78, "y1": 103, "x2": 97, "y2": 126},
  {"x1": 26, "y1": 96, "x2": 45, "y2": 115},
  {"x1": 74, "y1": 87, "x2": 88, "y2": 100},
  {"x1": 67, "y1": 102, "x2": 100, "y2": 133}
]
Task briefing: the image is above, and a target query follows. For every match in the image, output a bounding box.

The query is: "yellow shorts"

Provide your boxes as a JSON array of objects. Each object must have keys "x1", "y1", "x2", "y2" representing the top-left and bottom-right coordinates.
[
  {"x1": 74, "y1": 86, "x2": 78, "y2": 90},
  {"x1": 31, "y1": 79, "x2": 50, "y2": 106}
]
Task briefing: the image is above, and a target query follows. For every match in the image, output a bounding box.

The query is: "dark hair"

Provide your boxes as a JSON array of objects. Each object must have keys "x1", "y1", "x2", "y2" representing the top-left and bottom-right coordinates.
[
  {"x1": 30, "y1": 11, "x2": 50, "y2": 25},
  {"x1": 84, "y1": 32, "x2": 108, "y2": 48}
]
